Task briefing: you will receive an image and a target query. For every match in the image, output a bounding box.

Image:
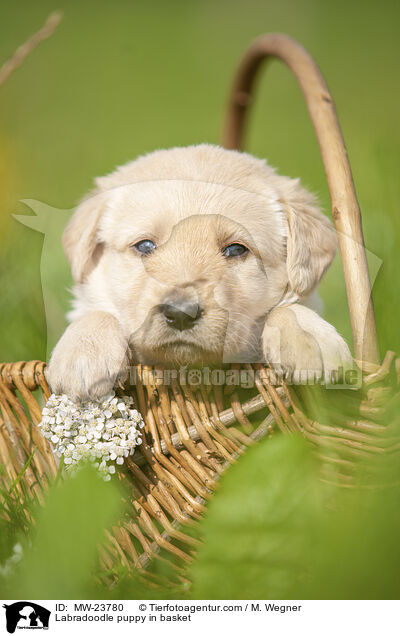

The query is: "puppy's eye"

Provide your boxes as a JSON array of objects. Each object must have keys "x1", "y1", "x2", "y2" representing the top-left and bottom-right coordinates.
[
  {"x1": 222, "y1": 243, "x2": 248, "y2": 258},
  {"x1": 132, "y1": 239, "x2": 156, "y2": 255}
]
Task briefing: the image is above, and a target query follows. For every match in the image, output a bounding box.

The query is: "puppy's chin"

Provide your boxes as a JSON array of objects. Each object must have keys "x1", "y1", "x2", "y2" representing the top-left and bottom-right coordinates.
[
  {"x1": 133, "y1": 341, "x2": 223, "y2": 367},
  {"x1": 129, "y1": 318, "x2": 264, "y2": 366},
  {"x1": 129, "y1": 314, "x2": 228, "y2": 366}
]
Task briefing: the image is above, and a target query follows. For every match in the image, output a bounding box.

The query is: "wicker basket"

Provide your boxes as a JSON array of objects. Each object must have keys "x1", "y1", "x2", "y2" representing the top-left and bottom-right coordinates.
[{"x1": 0, "y1": 33, "x2": 398, "y2": 582}]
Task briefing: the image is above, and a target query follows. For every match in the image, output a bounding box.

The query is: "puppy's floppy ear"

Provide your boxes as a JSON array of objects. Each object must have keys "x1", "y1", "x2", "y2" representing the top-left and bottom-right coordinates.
[
  {"x1": 282, "y1": 182, "x2": 337, "y2": 296},
  {"x1": 63, "y1": 189, "x2": 106, "y2": 283}
]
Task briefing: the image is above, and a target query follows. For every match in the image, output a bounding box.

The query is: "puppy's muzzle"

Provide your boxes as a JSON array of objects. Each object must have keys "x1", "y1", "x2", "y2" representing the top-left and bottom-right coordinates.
[{"x1": 159, "y1": 297, "x2": 203, "y2": 331}]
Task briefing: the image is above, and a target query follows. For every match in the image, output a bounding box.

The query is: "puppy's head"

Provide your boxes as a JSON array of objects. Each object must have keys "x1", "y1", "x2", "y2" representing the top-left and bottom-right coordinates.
[{"x1": 64, "y1": 145, "x2": 337, "y2": 364}]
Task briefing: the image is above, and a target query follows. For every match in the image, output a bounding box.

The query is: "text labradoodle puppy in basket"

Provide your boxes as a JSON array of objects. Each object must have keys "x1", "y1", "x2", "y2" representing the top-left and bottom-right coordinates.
[{"x1": 47, "y1": 144, "x2": 352, "y2": 401}]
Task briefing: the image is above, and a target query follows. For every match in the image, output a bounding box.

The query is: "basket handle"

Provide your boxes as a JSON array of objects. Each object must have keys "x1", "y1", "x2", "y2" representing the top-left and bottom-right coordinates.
[{"x1": 221, "y1": 33, "x2": 380, "y2": 366}]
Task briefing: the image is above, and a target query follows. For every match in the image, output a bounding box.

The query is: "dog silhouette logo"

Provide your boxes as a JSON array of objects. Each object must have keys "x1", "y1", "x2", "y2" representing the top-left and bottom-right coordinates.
[{"x1": 2, "y1": 602, "x2": 50, "y2": 633}]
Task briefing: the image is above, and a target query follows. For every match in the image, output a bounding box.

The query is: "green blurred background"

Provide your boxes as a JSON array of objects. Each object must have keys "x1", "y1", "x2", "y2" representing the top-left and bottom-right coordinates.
[{"x1": 0, "y1": 0, "x2": 399, "y2": 361}]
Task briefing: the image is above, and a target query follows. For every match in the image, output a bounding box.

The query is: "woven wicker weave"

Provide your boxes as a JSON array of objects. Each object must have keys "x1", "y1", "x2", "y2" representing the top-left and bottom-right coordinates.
[
  {"x1": 0, "y1": 356, "x2": 399, "y2": 580},
  {"x1": 1, "y1": 33, "x2": 398, "y2": 581}
]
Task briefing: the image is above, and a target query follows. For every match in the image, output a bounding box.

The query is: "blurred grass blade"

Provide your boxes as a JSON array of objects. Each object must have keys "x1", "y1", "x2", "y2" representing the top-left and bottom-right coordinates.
[{"x1": 2, "y1": 464, "x2": 123, "y2": 599}]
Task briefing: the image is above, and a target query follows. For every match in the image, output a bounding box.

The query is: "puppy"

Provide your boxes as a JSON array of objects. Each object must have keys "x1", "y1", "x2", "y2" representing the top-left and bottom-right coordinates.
[{"x1": 47, "y1": 144, "x2": 352, "y2": 401}]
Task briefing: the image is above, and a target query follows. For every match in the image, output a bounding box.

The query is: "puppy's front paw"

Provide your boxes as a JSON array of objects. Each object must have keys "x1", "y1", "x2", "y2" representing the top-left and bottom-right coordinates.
[
  {"x1": 47, "y1": 312, "x2": 130, "y2": 402},
  {"x1": 262, "y1": 304, "x2": 353, "y2": 384}
]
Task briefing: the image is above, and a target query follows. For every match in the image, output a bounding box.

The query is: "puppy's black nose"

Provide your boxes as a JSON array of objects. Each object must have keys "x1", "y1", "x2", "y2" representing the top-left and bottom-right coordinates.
[{"x1": 160, "y1": 299, "x2": 202, "y2": 331}]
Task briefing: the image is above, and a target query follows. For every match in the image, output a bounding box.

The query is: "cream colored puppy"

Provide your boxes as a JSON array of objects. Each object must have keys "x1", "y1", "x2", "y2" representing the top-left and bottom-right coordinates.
[{"x1": 48, "y1": 144, "x2": 352, "y2": 400}]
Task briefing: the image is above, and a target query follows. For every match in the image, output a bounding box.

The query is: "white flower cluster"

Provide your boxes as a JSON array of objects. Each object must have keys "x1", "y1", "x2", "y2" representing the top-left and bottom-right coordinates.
[{"x1": 39, "y1": 391, "x2": 145, "y2": 480}]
